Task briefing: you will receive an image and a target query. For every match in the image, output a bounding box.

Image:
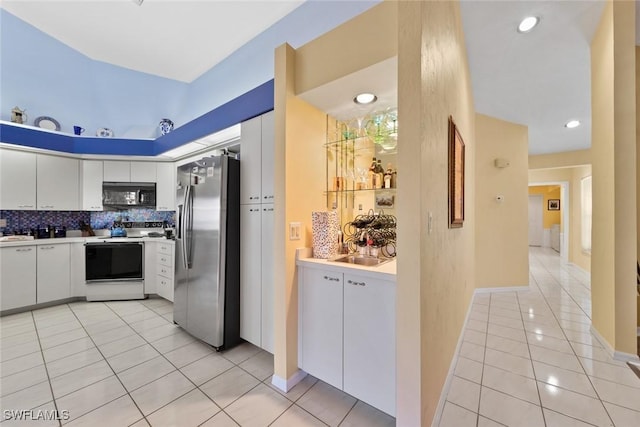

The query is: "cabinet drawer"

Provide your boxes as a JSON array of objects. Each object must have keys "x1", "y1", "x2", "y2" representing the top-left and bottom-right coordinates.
[
  {"x1": 156, "y1": 251, "x2": 173, "y2": 268},
  {"x1": 157, "y1": 263, "x2": 173, "y2": 278},
  {"x1": 157, "y1": 274, "x2": 173, "y2": 289},
  {"x1": 157, "y1": 243, "x2": 173, "y2": 256}
]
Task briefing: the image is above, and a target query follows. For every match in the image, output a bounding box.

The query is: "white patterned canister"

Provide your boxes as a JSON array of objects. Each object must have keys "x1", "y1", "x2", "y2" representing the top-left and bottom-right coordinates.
[{"x1": 312, "y1": 211, "x2": 339, "y2": 259}]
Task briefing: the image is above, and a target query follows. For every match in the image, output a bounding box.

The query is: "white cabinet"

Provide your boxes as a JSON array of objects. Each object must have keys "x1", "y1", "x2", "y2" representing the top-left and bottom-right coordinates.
[
  {"x1": 0, "y1": 246, "x2": 36, "y2": 311},
  {"x1": 82, "y1": 160, "x2": 104, "y2": 211},
  {"x1": 156, "y1": 162, "x2": 176, "y2": 211},
  {"x1": 240, "y1": 116, "x2": 262, "y2": 204},
  {"x1": 240, "y1": 205, "x2": 262, "y2": 346},
  {"x1": 260, "y1": 110, "x2": 275, "y2": 202},
  {"x1": 69, "y1": 243, "x2": 86, "y2": 297},
  {"x1": 36, "y1": 155, "x2": 79, "y2": 211},
  {"x1": 131, "y1": 162, "x2": 156, "y2": 182},
  {"x1": 239, "y1": 203, "x2": 275, "y2": 353},
  {"x1": 299, "y1": 267, "x2": 344, "y2": 389},
  {"x1": 343, "y1": 273, "x2": 396, "y2": 416},
  {"x1": 260, "y1": 204, "x2": 275, "y2": 353},
  {"x1": 0, "y1": 149, "x2": 36, "y2": 210},
  {"x1": 144, "y1": 242, "x2": 157, "y2": 295},
  {"x1": 298, "y1": 265, "x2": 396, "y2": 416},
  {"x1": 103, "y1": 161, "x2": 130, "y2": 182},
  {"x1": 36, "y1": 244, "x2": 71, "y2": 303},
  {"x1": 156, "y1": 242, "x2": 174, "y2": 302}
]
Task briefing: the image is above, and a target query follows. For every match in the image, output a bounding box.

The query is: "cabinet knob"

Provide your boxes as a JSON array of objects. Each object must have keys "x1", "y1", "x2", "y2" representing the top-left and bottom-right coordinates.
[{"x1": 16, "y1": 248, "x2": 32, "y2": 252}]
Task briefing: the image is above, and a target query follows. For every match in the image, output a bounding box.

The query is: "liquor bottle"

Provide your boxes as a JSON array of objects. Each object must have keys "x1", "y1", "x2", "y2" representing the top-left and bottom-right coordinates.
[
  {"x1": 384, "y1": 163, "x2": 393, "y2": 189},
  {"x1": 368, "y1": 157, "x2": 378, "y2": 189},
  {"x1": 375, "y1": 159, "x2": 384, "y2": 189}
]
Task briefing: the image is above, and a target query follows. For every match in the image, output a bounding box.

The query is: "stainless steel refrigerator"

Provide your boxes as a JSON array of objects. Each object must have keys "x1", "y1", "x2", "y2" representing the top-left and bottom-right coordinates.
[{"x1": 174, "y1": 155, "x2": 240, "y2": 350}]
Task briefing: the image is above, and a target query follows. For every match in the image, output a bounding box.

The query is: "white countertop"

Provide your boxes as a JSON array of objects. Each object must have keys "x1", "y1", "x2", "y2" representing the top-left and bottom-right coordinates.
[
  {"x1": 295, "y1": 248, "x2": 396, "y2": 281},
  {"x1": 0, "y1": 236, "x2": 176, "y2": 248}
]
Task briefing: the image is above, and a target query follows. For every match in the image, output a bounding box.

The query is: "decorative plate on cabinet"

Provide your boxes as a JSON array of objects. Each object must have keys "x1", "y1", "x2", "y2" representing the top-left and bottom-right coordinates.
[
  {"x1": 96, "y1": 127, "x2": 114, "y2": 138},
  {"x1": 34, "y1": 116, "x2": 61, "y2": 131}
]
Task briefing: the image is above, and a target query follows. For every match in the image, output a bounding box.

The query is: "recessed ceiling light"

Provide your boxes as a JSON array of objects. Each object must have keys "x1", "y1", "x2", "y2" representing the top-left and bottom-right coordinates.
[
  {"x1": 354, "y1": 93, "x2": 377, "y2": 105},
  {"x1": 518, "y1": 16, "x2": 540, "y2": 33},
  {"x1": 565, "y1": 120, "x2": 581, "y2": 129}
]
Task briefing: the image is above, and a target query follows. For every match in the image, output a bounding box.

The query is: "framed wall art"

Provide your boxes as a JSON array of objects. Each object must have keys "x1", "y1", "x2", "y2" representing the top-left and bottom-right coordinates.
[
  {"x1": 448, "y1": 116, "x2": 465, "y2": 228},
  {"x1": 548, "y1": 199, "x2": 560, "y2": 210}
]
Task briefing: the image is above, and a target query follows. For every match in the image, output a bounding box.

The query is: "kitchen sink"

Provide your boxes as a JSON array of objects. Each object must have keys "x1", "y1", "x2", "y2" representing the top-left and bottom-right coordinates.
[{"x1": 329, "y1": 254, "x2": 392, "y2": 267}]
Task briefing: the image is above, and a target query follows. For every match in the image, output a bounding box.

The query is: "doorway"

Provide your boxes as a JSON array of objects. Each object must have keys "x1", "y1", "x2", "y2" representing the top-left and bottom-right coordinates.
[{"x1": 528, "y1": 195, "x2": 543, "y2": 246}]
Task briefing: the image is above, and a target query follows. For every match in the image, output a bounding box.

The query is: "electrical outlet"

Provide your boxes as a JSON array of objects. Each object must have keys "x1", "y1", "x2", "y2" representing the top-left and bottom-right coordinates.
[
  {"x1": 289, "y1": 222, "x2": 301, "y2": 240},
  {"x1": 0, "y1": 219, "x2": 6, "y2": 227}
]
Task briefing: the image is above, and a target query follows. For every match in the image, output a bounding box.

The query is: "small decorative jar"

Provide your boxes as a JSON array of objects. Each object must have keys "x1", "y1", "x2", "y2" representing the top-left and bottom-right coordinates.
[{"x1": 159, "y1": 118, "x2": 174, "y2": 135}]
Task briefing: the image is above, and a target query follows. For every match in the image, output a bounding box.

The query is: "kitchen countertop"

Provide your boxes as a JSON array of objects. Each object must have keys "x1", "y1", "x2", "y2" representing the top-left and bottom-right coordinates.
[
  {"x1": 0, "y1": 236, "x2": 176, "y2": 248},
  {"x1": 295, "y1": 248, "x2": 396, "y2": 281}
]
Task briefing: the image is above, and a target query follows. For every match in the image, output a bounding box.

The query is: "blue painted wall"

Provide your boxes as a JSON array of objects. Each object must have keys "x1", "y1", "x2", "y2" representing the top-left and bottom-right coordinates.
[{"x1": 1, "y1": 1, "x2": 381, "y2": 151}]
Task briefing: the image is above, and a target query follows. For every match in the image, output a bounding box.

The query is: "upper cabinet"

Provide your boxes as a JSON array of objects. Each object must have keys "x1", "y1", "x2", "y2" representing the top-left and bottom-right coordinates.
[
  {"x1": 81, "y1": 161, "x2": 103, "y2": 211},
  {"x1": 36, "y1": 154, "x2": 79, "y2": 211},
  {"x1": 0, "y1": 150, "x2": 36, "y2": 210},
  {"x1": 156, "y1": 162, "x2": 176, "y2": 211},
  {"x1": 131, "y1": 161, "x2": 157, "y2": 182},
  {"x1": 240, "y1": 111, "x2": 274, "y2": 205},
  {"x1": 103, "y1": 161, "x2": 131, "y2": 182}
]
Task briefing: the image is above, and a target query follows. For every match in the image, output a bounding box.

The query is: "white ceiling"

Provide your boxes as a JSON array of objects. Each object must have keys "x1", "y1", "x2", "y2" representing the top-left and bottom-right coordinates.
[
  {"x1": 0, "y1": 0, "x2": 303, "y2": 83},
  {"x1": 2, "y1": 0, "x2": 636, "y2": 155}
]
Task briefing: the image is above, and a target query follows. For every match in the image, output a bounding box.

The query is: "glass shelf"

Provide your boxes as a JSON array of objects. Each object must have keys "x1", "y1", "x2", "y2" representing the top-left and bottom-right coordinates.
[{"x1": 325, "y1": 188, "x2": 396, "y2": 194}]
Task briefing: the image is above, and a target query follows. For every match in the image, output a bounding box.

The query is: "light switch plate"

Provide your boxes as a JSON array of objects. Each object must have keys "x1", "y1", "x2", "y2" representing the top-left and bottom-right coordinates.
[{"x1": 289, "y1": 222, "x2": 301, "y2": 240}]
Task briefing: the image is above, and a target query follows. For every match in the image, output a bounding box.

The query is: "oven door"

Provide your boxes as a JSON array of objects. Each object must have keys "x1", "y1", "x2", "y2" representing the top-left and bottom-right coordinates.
[{"x1": 85, "y1": 242, "x2": 144, "y2": 283}]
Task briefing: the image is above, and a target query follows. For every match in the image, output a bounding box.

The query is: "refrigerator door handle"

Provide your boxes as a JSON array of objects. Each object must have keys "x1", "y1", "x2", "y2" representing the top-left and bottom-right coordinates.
[{"x1": 184, "y1": 184, "x2": 193, "y2": 268}]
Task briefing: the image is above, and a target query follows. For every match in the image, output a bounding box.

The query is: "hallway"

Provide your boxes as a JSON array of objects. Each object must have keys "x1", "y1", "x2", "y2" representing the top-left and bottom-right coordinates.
[{"x1": 437, "y1": 247, "x2": 640, "y2": 427}]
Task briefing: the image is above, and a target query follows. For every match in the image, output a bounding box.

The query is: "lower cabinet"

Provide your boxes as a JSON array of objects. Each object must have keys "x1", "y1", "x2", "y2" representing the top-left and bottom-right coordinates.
[
  {"x1": 156, "y1": 242, "x2": 174, "y2": 302},
  {"x1": 36, "y1": 244, "x2": 71, "y2": 303},
  {"x1": 298, "y1": 265, "x2": 396, "y2": 416},
  {"x1": 1, "y1": 246, "x2": 37, "y2": 311}
]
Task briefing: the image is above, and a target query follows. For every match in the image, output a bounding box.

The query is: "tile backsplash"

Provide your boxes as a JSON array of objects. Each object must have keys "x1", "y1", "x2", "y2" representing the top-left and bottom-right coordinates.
[{"x1": 0, "y1": 209, "x2": 175, "y2": 234}]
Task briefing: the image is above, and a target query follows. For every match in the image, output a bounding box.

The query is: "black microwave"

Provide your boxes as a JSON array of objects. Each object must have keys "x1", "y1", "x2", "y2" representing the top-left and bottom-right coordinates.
[{"x1": 102, "y1": 182, "x2": 156, "y2": 209}]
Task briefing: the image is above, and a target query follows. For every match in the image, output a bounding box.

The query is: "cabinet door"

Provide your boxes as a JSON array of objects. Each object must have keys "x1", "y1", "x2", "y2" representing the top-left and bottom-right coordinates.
[
  {"x1": 240, "y1": 204, "x2": 262, "y2": 347},
  {"x1": 260, "y1": 111, "x2": 275, "y2": 202},
  {"x1": 103, "y1": 161, "x2": 130, "y2": 182},
  {"x1": 260, "y1": 204, "x2": 274, "y2": 353},
  {"x1": 240, "y1": 116, "x2": 262, "y2": 204},
  {"x1": 144, "y1": 242, "x2": 157, "y2": 295},
  {"x1": 1, "y1": 246, "x2": 36, "y2": 310},
  {"x1": 130, "y1": 161, "x2": 157, "y2": 182},
  {"x1": 36, "y1": 244, "x2": 71, "y2": 304},
  {"x1": 156, "y1": 162, "x2": 176, "y2": 211},
  {"x1": 343, "y1": 273, "x2": 396, "y2": 416},
  {"x1": 37, "y1": 155, "x2": 79, "y2": 210},
  {"x1": 300, "y1": 267, "x2": 343, "y2": 389},
  {"x1": 82, "y1": 160, "x2": 104, "y2": 211},
  {"x1": 0, "y1": 149, "x2": 36, "y2": 210}
]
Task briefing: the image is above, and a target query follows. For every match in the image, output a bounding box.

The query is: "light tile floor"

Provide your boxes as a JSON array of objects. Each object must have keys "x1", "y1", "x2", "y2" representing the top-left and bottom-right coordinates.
[
  {"x1": 0, "y1": 298, "x2": 394, "y2": 426},
  {"x1": 437, "y1": 247, "x2": 640, "y2": 427}
]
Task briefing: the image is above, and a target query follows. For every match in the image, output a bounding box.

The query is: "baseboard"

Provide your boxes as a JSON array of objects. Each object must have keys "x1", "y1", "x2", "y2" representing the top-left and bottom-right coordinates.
[
  {"x1": 431, "y1": 293, "x2": 475, "y2": 427},
  {"x1": 590, "y1": 326, "x2": 640, "y2": 363},
  {"x1": 566, "y1": 262, "x2": 590, "y2": 277},
  {"x1": 474, "y1": 285, "x2": 529, "y2": 294},
  {"x1": 0, "y1": 297, "x2": 83, "y2": 317},
  {"x1": 271, "y1": 369, "x2": 307, "y2": 393}
]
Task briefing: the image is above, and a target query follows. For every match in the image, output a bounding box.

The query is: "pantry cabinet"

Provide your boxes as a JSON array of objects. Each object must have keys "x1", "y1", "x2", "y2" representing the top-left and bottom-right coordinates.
[
  {"x1": 0, "y1": 150, "x2": 36, "y2": 210},
  {"x1": 240, "y1": 116, "x2": 262, "y2": 204},
  {"x1": 36, "y1": 244, "x2": 71, "y2": 303},
  {"x1": 260, "y1": 110, "x2": 275, "y2": 202},
  {"x1": 0, "y1": 246, "x2": 37, "y2": 310},
  {"x1": 36, "y1": 155, "x2": 79, "y2": 211},
  {"x1": 260, "y1": 204, "x2": 275, "y2": 353},
  {"x1": 240, "y1": 205, "x2": 262, "y2": 346},
  {"x1": 82, "y1": 160, "x2": 104, "y2": 211}
]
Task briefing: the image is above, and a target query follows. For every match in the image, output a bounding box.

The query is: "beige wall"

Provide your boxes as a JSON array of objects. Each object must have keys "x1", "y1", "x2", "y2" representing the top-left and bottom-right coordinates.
[
  {"x1": 528, "y1": 167, "x2": 592, "y2": 273},
  {"x1": 397, "y1": 1, "x2": 476, "y2": 424},
  {"x1": 590, "y1": 0, "x2": 637, "y2": 354},
  {"x1": 529, "y1": 150, "x2": 590, "y2": 170},
  {"x1": 273, "y1": 44, "x2": 328, "y2": 380},
  {"x1": 528, "y1": 186, "x2": 562, "y2": 229},
  {"x1": 636, "y1": 46, "x2": 640, "y2": 329},
  {"x1": 475, "y1": 114, "x2": 529, "y2": 287}
]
